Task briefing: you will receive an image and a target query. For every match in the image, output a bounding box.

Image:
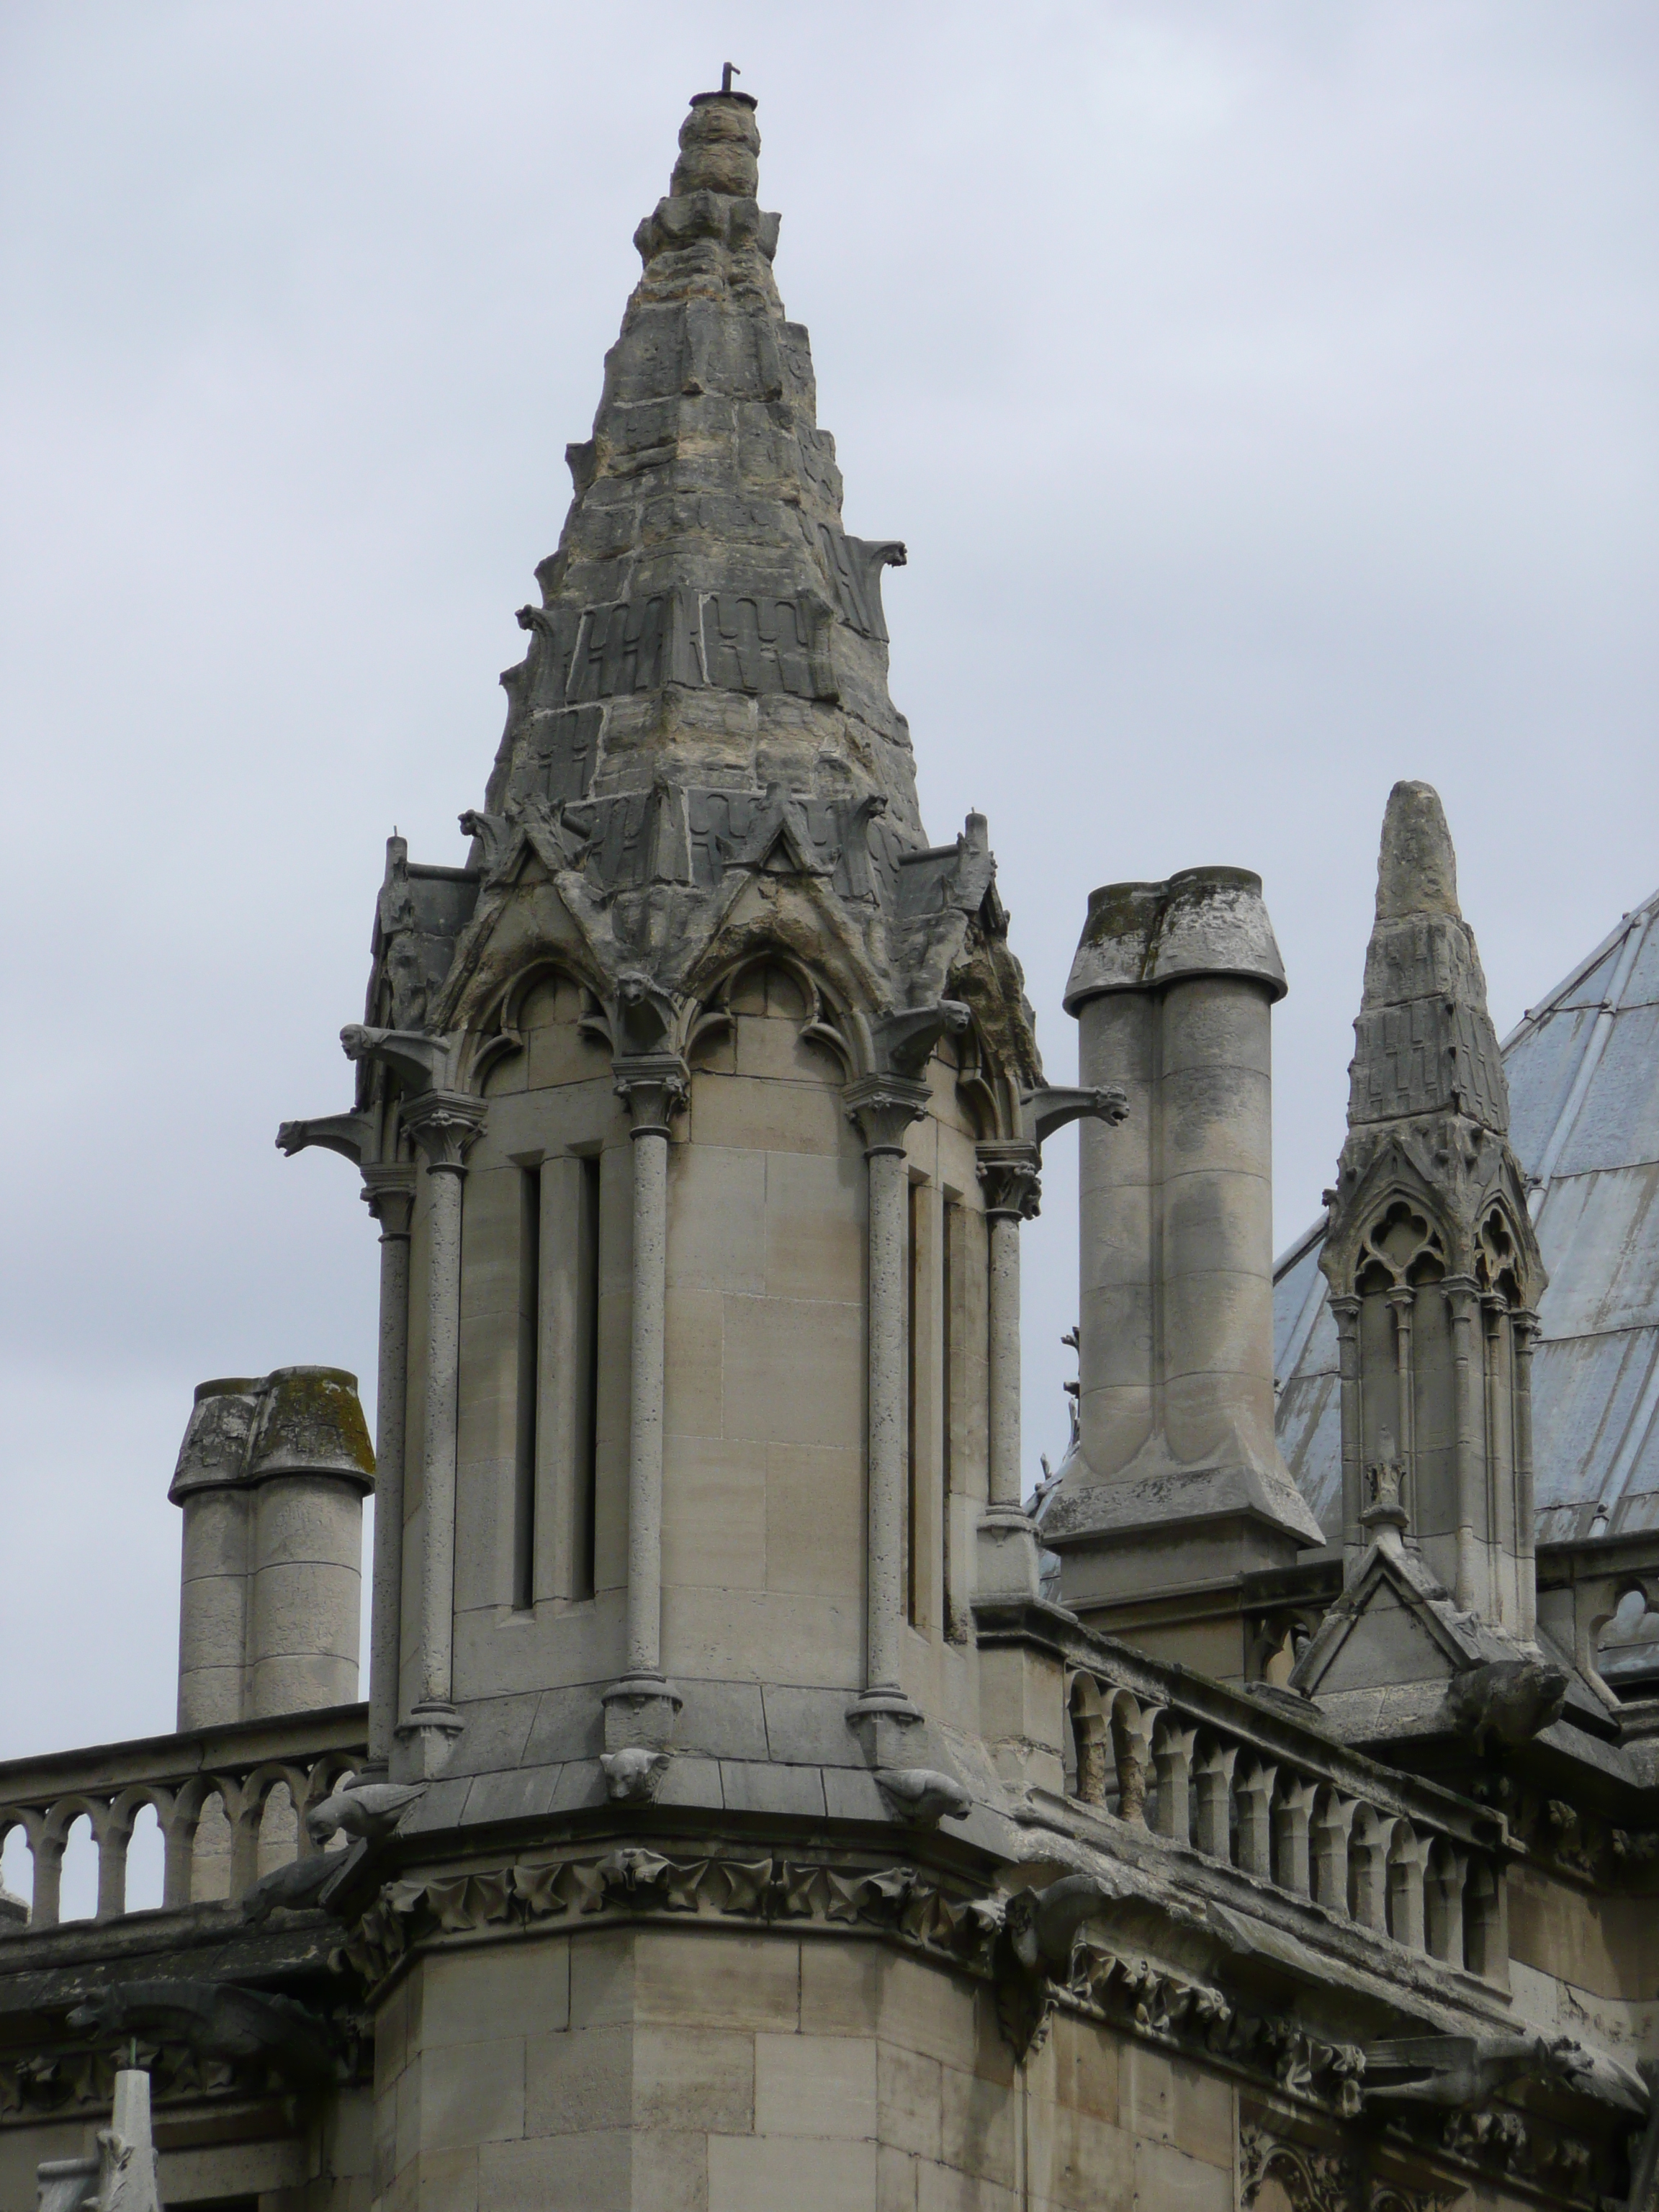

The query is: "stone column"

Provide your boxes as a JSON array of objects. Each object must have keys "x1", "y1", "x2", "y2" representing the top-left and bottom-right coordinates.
[
  {"x1": 1482, "y1": 1291, "x2": 1509, "y2": 1618},
  {"x1": 1385, "y1": 1287, "x2": 1416, "y2": 1533},
  {"x1": 975, "y1": 1141, "x2": 1043, "y2": 1599},
  {"x1": 1330, "y1": 1295, "x2": 1364, "y2": 1571},
  {"x1": 845, "y1": 1074, "x2": 930, "y2": 1719},
  {"x1": 1446, "y1": 1276, "x2": 1482, "y2": 1611},
  {"x1": 398, "y1": 1090, "x2": 485, "y2": 1778},
  {"x1": 1512, "y1": 1309, "x2": 1540, "y2": 1638},
  {"x1": 361, "y1": 1164, "x2": 415, "y2": 1776},
  {"x1": 604, "y1": 1055, "x2": 688, "y2": 1750}
]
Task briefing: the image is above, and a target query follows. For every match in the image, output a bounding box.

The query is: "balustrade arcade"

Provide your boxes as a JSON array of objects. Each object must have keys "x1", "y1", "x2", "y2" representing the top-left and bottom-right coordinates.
[
  {"x1": 1067, "y1": 1664, "x2": 1507, "y2": 1982},
  {"x1": 0, "y1": 1710, "x2": 364, "y2": 1930}
]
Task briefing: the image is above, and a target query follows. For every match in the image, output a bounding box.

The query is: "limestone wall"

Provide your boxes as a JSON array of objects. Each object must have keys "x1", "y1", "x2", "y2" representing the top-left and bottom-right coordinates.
[
  {"x1": 434, "y1": 958, "x2": 997, "y2": 1761},
  {"x1": 369, "y1": 1923, "x2": 1238, "y2": 2212}
]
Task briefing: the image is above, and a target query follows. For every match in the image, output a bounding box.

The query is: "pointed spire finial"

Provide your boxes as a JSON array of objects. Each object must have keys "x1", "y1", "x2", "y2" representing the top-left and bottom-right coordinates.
[
  {"x1": 1375, "y1": 778, "x2": 1460, "y2": 922},
  {"x1": 1346, "y1": 779, "x2": 1507, "y2": 1133}
]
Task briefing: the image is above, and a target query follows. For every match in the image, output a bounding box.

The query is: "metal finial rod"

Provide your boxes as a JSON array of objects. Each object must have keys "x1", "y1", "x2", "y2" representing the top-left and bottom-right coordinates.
[{"x1": 721, "y1": 62, "x2": 739, "y2": 93}]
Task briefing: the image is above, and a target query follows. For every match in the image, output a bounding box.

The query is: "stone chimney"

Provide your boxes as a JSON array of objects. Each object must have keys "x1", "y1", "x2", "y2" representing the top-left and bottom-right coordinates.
[
  {"x1": 1318, "y1": 781, "x2": 1545, "y2": 1629},
  {"x1": 171, "y1": 1367, "x2": 374, "y2": 1729},
  {"x1": 1040, "y1": 867, "x2": 1321, "y2": 1669}
]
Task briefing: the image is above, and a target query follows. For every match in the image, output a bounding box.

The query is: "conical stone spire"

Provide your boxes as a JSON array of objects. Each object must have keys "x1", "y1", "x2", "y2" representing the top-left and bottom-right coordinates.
[
  {"x1": 1345, "y1": 781, "x2": 1508, "y2": 1138},
  {"x1": 480, "y1": 83, "x2": 922, "y2": 864},
  {"x1": 418, "y1": 81, "x2": 1034, "y2": 1065}
]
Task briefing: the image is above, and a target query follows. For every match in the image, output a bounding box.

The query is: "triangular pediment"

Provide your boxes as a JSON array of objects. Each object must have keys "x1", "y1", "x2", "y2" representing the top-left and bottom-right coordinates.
[{"x1": 1290, "y1": 1540, "x2": 1487, "y2": 1701}]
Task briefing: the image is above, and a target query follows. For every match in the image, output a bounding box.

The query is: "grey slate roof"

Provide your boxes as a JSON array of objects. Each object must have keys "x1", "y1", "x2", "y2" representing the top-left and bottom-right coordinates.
[{"x1": 1275, "y1": 884, "x2": 1659, "y2": 1545}]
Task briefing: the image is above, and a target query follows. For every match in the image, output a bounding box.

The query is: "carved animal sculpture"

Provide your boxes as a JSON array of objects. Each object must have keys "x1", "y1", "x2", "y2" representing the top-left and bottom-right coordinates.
[
  {"x1": 1363, "y1": 2033, "x2": 1574, "y2": 2113},
  {"x1": 1002, "y1": 1870, "x2": 1138, "y2": 1977},
  {"x1": 1444, "y1": 1659, "x2": 1568, "y2": 1753},
  {"x1": 305, "y1": 1779, "x2": 425, "y2": 1847},
  {"x1": 240, "y1": 1843, "x2": 359, "y2": 1923},
  {"x1": 876, "y1": 1768, "x2": 971, "y2": 1826},
  {"x1": 600, "y1": 1749, "x2": 667, "y2": 1803},
  {"x1": 66, "y1": 1981, "x2": 336, "y2": 2090}
]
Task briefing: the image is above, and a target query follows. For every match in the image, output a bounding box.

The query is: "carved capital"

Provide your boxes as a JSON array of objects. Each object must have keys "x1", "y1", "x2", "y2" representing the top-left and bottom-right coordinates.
[
  {"x1": 1511, "y1": 1305, "x2": 1542, "y2": 1346},
  {"x1": 401, "y1": 1091, "x2": 486, "y2": 1174},
  {"x1": 361, "y1": 1162, "x2": 416, "y2": 1236},
  {"x1": 613, "y1": 1053, "x2": 690, "y2": 1138},
  {"x1": 844, "y1": 1073, "x2": 930, "y2": 1156},
  {"x1": 976, "y1": 1141, "x2": 1043, "y2": 1221}
]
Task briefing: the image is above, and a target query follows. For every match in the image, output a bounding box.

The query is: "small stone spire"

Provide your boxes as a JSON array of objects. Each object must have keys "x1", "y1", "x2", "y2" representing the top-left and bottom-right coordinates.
[
  {"x1": 1348, "y1": 780, "x2": 1508, "y2": 1136},
  {"x1": 1320, "y1": 781, "x2": 1545, "y2": 1631}
]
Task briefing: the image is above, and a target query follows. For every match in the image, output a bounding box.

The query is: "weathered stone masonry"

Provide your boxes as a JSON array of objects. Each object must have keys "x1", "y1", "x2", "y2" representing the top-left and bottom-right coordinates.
[{"x1": 0, "y1": 78, "x2": 1656, "y2": 2212}]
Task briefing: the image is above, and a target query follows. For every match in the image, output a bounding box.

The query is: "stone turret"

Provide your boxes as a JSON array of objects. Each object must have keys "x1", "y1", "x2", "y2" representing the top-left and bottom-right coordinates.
[
  {"x1": 1314, "y1": 781, "x2": 1545, "y2": 1629},
  {"x1": 279, "y1": 81, "x2": 1118, "y2": 1790}
]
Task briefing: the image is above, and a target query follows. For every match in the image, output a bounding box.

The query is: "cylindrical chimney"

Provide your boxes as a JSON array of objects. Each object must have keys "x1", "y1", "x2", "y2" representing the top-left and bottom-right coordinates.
[
  {"x1": 244, "y1": 1368, "x2": 374, "y2": 1719},
  {"x1": 1048, "y1": 867, "x2": 1320, "y2": 1624},
  {"x1": 170, "y1": 1367, "x2": 374, "y2": 1727},
  {"x1": 171, "y1": 1380, "x2": 261, "y2": 1732}
]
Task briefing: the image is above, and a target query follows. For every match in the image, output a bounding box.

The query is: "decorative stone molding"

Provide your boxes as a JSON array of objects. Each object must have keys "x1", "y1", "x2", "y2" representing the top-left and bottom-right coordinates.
[
  {"x1": 1240, "y1": 2126, "x2": 1364, "y2": 2212},
  {"x1": 975, "y1": 1142, "x2": 1042, "y2": 1223},
  {"x1": 1, "y1": 2000, "x2": 369, "y2": 2128},
  {"x1": 611, "y1": 1051, "x2": 691, "y2": 1137}
]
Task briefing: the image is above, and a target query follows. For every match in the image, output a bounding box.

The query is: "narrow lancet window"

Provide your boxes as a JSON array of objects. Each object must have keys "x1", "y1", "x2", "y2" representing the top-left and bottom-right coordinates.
[
  {"x1": 574, "y1": 1153, "x2": 601, "y2": 1602},
  {"x1": 512, "y1": 1165, "x2": 541, "y2": 1610}
]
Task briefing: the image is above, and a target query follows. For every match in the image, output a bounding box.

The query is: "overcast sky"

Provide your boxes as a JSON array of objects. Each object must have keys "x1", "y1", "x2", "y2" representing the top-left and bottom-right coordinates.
[{"x1": 3, "y1": 3, "x2": 1656, "y2": 1819}]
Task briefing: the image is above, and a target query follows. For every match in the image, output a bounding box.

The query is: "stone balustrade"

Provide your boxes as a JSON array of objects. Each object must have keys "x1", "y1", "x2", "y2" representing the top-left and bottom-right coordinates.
[
  {"x1": 1064, "y1": 1648, "x2": 1509, "y2": 1982},
  {"x1": 0, "y1": 1707, "x2": 365, "y2": 1928}
]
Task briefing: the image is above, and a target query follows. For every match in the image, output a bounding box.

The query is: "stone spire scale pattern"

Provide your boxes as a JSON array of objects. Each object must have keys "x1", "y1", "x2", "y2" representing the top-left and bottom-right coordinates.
[{"x1": 364, "y1": 84, "x2": 1038, "y2": 1092}]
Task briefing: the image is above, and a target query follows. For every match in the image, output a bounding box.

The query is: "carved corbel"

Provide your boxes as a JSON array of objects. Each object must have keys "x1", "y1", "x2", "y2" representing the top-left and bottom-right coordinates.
[
  {"x1": 275, "y1": 1111, "x2": 374, "y2": 1164},
  {"x1": 340, "y1": 1023, "x2": 459, "y2": 1096},
  {"x1": 1018, "y1": 1084, "x2": 1130, "y2": 1146},
  {"x1": 610, "y1": 974, "x2": 680, "y2": 1057},
  {"x1": 872, "y1": 1001, "x2": 971, "y2": 1080}
]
